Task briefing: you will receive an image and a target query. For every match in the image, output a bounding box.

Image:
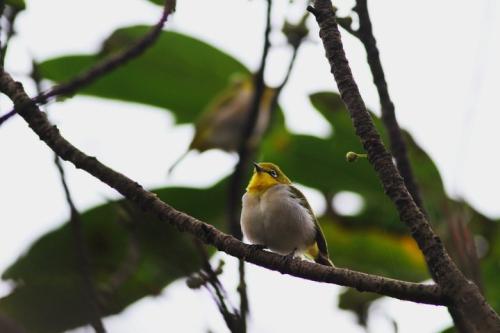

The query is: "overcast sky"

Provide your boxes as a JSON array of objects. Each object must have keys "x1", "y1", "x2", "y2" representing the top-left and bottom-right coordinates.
[{"x1": 1, "y1": 0, "x2": 499, "y2": 332}]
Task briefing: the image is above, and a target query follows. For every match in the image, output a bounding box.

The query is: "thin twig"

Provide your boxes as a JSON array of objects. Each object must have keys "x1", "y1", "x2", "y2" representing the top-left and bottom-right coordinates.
[
  {"x1": 192, "y1": 239, "x2": 241, "y2": 332},
  {"x1": 53, "y1": 156, "x2": 106, "y2": 333},
  {"x1": 226, "y1": 1, "x2": 272, "y2": 330},
  {"x1": 266, "y1": 42, "x2": 301, "y2": 127},
  {"x1": 307, "y1": 1, "x2": 499, "y2": 331},
  {"x1": 0, "y1": 0, "x2": 175, "y2": 126},
  {"x1": 352, "y1": 0, "x2": 425, "y2": 213},
  {"x1": 0, "y1": 6, "x2": 20, "y2": 66},
  {"x1": 31, "y1": 61, "x2": 106, "y2": 333},
  {"x1": 346, "y1": 3, "x2": 484, "y2": 328},
  {"x1": 0, "y1": 70, "x2": 448, "y2": 306},
  {"x1": 0, "y1": 3, "x2": 5, "y2": 51},
  {"x1": 236, "y1": 260, "x2": 248, "y2": 331},
  {"x1": 227, "y1": 0, "x2": 272, "y2": 239}
]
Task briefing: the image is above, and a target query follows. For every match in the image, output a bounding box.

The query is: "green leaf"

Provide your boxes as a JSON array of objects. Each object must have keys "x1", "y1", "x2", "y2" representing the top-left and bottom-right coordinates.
[
  {"x1": 0, "y1": 180, "x2": 228, "y2": 333},
  {"x1": 39, "y1": 27, "x2": 249, "y2": 124},
  {"x1": 5, "y1": 0, "x2": 26, "y2": 10},
  {"x1": 322, "y1": 222, "x2": 428, "y2": 281}
]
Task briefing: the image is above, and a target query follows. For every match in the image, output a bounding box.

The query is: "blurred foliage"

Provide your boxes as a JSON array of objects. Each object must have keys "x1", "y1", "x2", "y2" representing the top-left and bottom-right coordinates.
[
  {"x1": 338, "y1": 289, "x2": 380, "y2": 327},
  {"x1": 0, "y1": 181, "x2": 227, "y2": 333},
  {"x1": 2, "y1": 15, "x2": 499, "y2": 333},
  {"x1": 39, "y1": 27, "x2": 249, "y2": 124},
  {"x1": 147, "y1": 0, "x2": 164, "y2": 6},
  {"x1": 187, "y1": 76, "x2": 277, "y2": 153},
  {"x1": 4, "y1": 0, "x2": 25, "y2": 10}
]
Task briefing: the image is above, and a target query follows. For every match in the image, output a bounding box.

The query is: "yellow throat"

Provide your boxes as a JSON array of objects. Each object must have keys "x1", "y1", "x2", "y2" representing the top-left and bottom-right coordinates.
[{"x1": 246, "y1": 162, "x2": 291, "y2": 194}]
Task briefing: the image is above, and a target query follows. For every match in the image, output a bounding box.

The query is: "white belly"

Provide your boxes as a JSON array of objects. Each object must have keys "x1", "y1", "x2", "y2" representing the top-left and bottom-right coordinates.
[{"x1": 240, "y1": 184, "x2": 316, "y2": 255}]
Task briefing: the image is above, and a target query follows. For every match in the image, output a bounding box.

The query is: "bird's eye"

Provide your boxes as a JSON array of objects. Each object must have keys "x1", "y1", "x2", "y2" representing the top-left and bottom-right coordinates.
[{"x1": 269, "y1": 170, "x2": 278, "y2": 178}]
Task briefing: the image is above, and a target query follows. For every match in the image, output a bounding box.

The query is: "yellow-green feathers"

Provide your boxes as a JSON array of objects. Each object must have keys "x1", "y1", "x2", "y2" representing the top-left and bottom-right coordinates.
[
  {"x1": 241, "y1": 162, "x2": 334, "y2": 267},
  {"x1": 246, "y1": 162, "x2": 291, "y2": 193}
]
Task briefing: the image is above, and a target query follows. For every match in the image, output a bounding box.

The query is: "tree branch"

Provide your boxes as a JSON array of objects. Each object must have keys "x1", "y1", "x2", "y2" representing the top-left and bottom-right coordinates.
[
  {"x1": 352, "y1": 0, "x2": 425, "y2": 213},
  {"x1": 0, "y1": 70, "x2": 446, "y2": 306},
  {"x1": 191, "y1": 239, "x2": 242, "y2": 332},
  {"x1": 339, "y1": 3, "x2": 481, "y2": 329},
  {"x1": 307, "y1": 1, "x2": 500, "y2": 331},
  {"x1": 0, "y1": 0, "x2": 175, "y2": 126}
]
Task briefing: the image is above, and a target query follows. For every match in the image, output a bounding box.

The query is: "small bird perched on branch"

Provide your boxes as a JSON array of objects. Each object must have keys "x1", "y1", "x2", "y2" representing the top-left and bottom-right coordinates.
[{"x1": 241, "y1": 162, "x2": 334, "y2": 266}]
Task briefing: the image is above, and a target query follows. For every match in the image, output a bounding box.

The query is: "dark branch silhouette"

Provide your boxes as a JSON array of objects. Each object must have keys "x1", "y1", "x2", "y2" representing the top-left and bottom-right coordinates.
[
  {"x1": 339, "y1": 3, "x2": 485, "y2": 330},
  {"x1": 351, "y1": 0, "x2": 425, "y2": 213},
  {"x1": 0, "y1": 70, "x2": 446, "y2": 307},
  {"x1": 190, "y1": 239, "x2": 242, "y2": 332},
  {"x1": 0, "y1": 0, "x2": 175, "y2": 126},
  {"x1": 31, "y1": 61, "x2": 106, "y2": 333},
  {"x1": 226, "y1": 2, "x2": 272, "y2": 330},
  {"x1": 307, "y1": 1, "x2": 500, "y2": 331},
  {"x1": 0, "y1": 5, "x2": 20, "y2": 66},
  {"x1": 227, "y1": 0, "x2": 273, "y2": 240},
  {"x1": 53, "y1": 156, "x2": 106, "y2": 333}
]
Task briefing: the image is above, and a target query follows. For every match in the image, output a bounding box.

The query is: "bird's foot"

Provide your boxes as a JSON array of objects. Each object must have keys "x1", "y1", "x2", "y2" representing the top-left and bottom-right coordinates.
[
  {"x1": 250, "y1": 244, "x2": 267, "y2": 251},
  {"x1": 247, "y1": 244, "x2": 267, "y2": 257},
  {"x1": 280, "y1": 248, "x2": 297, "y2": 266}
]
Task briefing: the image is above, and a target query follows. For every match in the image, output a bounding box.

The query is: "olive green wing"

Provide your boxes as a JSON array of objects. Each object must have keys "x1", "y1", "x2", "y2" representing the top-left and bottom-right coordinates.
[{"x1": 288, "y1": 185, "x2": 331, "y2": 262}]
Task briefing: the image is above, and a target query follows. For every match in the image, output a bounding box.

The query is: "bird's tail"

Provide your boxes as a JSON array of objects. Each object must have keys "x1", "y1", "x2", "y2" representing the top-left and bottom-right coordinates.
[
  {"x1": 315, "y1": 252, "x2": 335, "y2": 267},
  {"x1": 307, "y1": 242, "x2": 335, "y2": 267}
]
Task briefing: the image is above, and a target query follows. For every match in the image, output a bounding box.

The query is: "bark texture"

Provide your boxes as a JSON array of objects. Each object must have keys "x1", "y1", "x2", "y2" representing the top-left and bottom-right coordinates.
[{"x1": 308, "y1": 1, "x2": 500, "y2": 331}]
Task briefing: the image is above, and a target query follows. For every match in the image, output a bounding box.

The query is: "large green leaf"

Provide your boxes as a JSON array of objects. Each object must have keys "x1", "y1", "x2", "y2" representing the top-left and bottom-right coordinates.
[
  {"x1": 0, "y1": 180, "x2": 228, "y2": 333},
  {"x1": 39, "y1": 27, "x2": 249, "y2": 124}
]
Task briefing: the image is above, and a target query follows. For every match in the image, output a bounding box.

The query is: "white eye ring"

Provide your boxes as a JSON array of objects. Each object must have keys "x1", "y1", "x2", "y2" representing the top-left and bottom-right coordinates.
[{"x1": 269, "y1": 170, "x2": 278, "y2": 178}]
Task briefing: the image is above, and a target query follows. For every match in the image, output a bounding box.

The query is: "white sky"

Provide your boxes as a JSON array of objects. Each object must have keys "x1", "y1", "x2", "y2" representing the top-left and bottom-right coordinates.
[{"x1": 1, "y1": 0, "x2": 499, "y2": 332}]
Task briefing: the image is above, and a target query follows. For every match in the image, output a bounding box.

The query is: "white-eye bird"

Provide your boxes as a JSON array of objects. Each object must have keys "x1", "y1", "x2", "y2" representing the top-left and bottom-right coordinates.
[{"x1": 241, "y1": 162, "x2": 334, "y2": 266}]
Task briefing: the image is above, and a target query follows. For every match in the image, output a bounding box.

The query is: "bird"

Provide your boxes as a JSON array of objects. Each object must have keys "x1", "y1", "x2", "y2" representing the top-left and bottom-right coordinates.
[{"x1": 240, "y1": 162, "x2": 334, "y2": 266}]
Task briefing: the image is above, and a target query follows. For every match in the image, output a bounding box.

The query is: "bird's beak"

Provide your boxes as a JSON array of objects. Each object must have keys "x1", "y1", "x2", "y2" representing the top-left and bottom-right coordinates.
[{"x1": 253, "y1": 162, "x2": 263, "y2": 173}]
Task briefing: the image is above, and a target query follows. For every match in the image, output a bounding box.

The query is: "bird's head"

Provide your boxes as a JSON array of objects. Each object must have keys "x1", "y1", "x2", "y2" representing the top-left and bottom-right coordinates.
[{"x1": 246, "y1": 162, "x2": 291, "y2": 193}]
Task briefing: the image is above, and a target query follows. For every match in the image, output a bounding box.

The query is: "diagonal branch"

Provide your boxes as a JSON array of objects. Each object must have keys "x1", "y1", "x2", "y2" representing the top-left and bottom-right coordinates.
[
  {"x1": 54, "y1": 156, "x2": 106, "y2": 333},
  {"x1": 0, "y1": 0, "x2": 175, "y2": 126},
  {"x1": 0, "y1": 70, "x2": 446, "y2": 306},
  {"x1": 341, "y1": 2, "x2": 482, "y2": 330},
  {"x1": 351, "y1": 0, "x2": 425, "y2": 213},
  {"x1": 307, "y1": 1, "x2": 500, "y2": 331}
]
